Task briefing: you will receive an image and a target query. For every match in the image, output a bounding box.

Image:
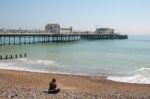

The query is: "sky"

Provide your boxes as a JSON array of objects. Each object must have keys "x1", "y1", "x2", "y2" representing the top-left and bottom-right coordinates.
[{"x1": 0, "y1": 0, "x2": 150, "y2": 35}]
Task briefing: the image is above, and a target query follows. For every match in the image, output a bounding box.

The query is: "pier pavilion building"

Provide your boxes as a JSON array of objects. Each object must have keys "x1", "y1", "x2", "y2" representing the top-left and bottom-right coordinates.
[
  {"x1": 45, "y1": 24, "x2": 60, "y2": 34},
  {"x1": 95, "y1": 28, "x2": 114, "y2": 34}
]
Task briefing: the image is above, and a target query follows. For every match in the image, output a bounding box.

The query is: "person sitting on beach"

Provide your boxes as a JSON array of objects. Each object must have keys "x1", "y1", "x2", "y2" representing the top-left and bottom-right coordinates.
[{"x1": 48, "y1": 78, "x2": 60, "y2": 94}]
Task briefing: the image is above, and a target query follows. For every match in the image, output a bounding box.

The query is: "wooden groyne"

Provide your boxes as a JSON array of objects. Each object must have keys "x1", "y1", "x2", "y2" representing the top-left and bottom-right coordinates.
[
  {"x1": 0, "y1": 53, "x2": 27, "y2": 60},
  {"x1": 0, "y1": 33, "x2": 128, "y2": 46}
]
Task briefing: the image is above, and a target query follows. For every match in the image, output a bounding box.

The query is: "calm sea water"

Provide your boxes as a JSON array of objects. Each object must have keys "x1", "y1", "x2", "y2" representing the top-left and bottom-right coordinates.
[{"x1": 0, "y1": 35, "x2": 150, "y2": 84}]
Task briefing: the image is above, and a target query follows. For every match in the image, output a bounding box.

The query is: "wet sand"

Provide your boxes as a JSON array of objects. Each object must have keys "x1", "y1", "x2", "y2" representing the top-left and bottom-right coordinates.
[{"x1": 0, "y1": 69, "x2": 150, "y2": 99}]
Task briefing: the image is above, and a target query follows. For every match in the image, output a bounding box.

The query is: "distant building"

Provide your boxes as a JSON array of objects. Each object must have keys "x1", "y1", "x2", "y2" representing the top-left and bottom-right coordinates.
[
  {"x1": 45, "y1": 24, "x2": 60, "y2": 34},
  {"x1": 61, "y1": 27, "x2": 72, "y2": 34},
  {"x1": 95, "y1": 28, "x2": 114, "y2": 34}
]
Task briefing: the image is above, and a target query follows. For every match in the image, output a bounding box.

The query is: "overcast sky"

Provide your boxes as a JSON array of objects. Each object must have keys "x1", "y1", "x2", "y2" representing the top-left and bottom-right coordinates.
[{"x1": 0, "y1": 0, "x2": 150, "y2": 35}]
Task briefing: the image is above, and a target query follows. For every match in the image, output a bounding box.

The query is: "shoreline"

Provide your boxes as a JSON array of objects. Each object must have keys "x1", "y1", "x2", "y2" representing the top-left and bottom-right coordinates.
[
  {"x1": 1, "y1": 67, "x2": 150, "y2": 85},
  {"x1": 1, "y1": 68, "x2": 150, "y2": 86},
  {"x1": 0, "y1": 69, "x2": 150, "y2": 98}
]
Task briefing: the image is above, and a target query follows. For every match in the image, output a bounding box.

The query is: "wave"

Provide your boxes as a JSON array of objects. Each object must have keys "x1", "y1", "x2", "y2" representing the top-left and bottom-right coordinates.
[
  {"x1": 107, "y1": 67, "x2": 150, "y2": 84},
  {"x1": 0, "y1": 59, "x2": 87, "y2": 76},
  {"x1": 18, "y1": 58, "x2": 66, "y2": 67},
  {"x1": 0, "y1": 62, "x2": 30, "y2": 72},
  {"x1": 1, "y1": 59, "x2": 150, "y2": 84},
  {"x1": 0, "y1": 58, "x2": 67, "y2": 73}
]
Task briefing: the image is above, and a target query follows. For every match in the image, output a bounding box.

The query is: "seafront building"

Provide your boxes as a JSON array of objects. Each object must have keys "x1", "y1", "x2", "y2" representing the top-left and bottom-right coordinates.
[
  {"x1": 95, "y1": 28, "x2": 114, "y2": 34},
  {"x1": 45, "y1": 24, "x2": 60, "y2": 34},
  {"x1": 61, "y1": 27, "x2": 73, "y2": 34},
  {"x1": 45, "y1": 23, "x2": 73, "y2": 34},
  {"x1": 44, "y1": 23, "x2": 115, "y2": 35}
]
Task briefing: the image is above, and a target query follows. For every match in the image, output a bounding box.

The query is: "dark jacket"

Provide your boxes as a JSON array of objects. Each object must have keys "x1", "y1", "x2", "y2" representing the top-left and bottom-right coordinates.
[{"x1": 49, "y1": 82, "x2": 57, "y2": 90}]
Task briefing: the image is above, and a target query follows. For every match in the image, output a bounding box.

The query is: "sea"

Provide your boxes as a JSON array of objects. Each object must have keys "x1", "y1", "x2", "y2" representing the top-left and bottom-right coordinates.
[{"x1": 0, "y1": 35, "x2": 150, "y2": 84}]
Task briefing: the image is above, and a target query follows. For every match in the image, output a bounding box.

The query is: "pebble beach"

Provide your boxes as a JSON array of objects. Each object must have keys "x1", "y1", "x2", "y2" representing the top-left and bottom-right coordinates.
[{"x1": 0, "y1": 69, "x2": 150, "y2": 99}]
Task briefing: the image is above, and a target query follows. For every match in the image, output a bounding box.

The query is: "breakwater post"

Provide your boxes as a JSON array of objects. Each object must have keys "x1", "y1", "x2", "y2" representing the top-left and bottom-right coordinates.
[{"x1": 0, "y1": 53, "x2": 27, "y2": 60}]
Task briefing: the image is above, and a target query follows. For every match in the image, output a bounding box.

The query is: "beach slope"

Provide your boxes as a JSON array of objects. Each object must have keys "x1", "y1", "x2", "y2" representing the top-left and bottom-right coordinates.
[{"x1": 0, "y1": 69, "x2": 150, "y2": 99}]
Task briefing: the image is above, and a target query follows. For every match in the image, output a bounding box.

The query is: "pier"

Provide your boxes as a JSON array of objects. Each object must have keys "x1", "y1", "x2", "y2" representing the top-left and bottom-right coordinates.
[
  {"x1": 0, "y1": 33, "x2": 128, "y2": 46},
  {"x1": 0, "y1": 33, "x2": 80, "y2": 46},
  {"x1": 80, "y1": 34, "x2": 128, "y2": 40}
]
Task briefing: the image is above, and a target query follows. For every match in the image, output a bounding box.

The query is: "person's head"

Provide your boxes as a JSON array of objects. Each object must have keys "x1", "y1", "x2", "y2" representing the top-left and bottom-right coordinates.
[{"x1": 52, "y1": 78, "x2": 56, "y2": 82}]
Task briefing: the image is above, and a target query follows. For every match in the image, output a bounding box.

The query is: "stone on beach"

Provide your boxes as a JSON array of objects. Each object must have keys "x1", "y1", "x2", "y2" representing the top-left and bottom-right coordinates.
[{"x1": 0, "y1": 69, "x2": 150, "y2": 99}]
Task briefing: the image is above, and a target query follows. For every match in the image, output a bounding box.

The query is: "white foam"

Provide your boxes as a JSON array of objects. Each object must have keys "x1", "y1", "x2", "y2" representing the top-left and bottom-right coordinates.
[
  {"x1": 0, "y1": 62, "x2": 30, "y2": 72},
  {"x1": 18, "y1": 58, "x2": 37, "y2": 64},
  {"x1": 0, "y1": 60, "x2": 53, "y2": 73},
  {"x1": 108, "y1": 67, "x2": 150, "y2": 84},
  {"x1": 134, "y1": 67, "x2": 150, "y2": 73},
  {"x1": 0, "y1": 60, "x2": 87, "y2": 76},
  {"x1": 2, "y1": 59, "x2": 150, "y2": 84},
  {"x1": 0, "y1": 62, "x2": 12, "y2": 67},
  {"x1": 36, "y1": 60, "x2": 57, "y2": 66},
  {"x1": 18, "y1": 58, "x2": 66, "y2": 67},
  {"x1": 0, "y1": 58, "x2": 71, "y2": 75}
]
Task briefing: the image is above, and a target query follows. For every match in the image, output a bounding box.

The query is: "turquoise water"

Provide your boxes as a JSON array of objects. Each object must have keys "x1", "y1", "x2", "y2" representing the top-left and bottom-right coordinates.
[{"x1": 0, "y1": 35, "x2": 150, "y2": 84}]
